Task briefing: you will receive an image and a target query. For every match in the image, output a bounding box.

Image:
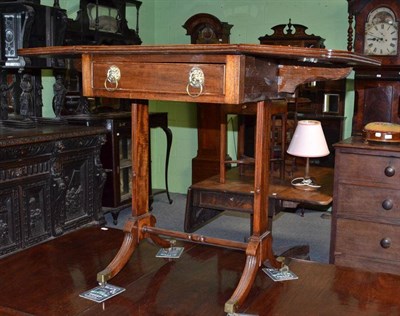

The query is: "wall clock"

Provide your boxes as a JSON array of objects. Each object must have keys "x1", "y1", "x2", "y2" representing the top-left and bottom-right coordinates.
[{"x1": 347, "y1": 0, "x2": 400, "y2": 135}]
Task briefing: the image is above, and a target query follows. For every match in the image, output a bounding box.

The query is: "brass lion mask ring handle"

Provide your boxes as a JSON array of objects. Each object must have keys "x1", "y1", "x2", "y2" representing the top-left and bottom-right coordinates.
[
  {"x1": 104, "y1": 65, "x2": 121, "y2": 91},
  {"x1": 186, "y1": 66, "x2": 205, "y2": 98}
]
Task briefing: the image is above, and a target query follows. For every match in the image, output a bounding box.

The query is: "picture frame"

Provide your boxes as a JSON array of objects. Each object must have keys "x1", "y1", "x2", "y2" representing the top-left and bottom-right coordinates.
[{"x1": 323, "y1": 93, "x2": 340, "y2": 113}]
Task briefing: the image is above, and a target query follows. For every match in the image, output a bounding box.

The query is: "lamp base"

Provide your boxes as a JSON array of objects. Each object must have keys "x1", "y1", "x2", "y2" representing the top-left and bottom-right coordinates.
[{"x1": 291, "y1": 177, "x2": 321, "y2": 191}]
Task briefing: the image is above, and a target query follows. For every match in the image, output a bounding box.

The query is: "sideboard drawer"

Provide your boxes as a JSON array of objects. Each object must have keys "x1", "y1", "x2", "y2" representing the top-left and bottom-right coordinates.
[
  {"x1": 336, "y1": 153, "x2": 400, "y2": 186},
  {"x1": 336, "y1": 183, "x2": 400, "y2": 224},
  {"x1": 335, "y1": 218, "x2": 400, "y2": 263}
]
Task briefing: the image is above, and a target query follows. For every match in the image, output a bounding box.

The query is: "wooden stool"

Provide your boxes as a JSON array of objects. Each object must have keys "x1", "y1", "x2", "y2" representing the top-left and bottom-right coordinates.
[{"x1": 219, "y1": 99, "x2": 287, "y2": 184}]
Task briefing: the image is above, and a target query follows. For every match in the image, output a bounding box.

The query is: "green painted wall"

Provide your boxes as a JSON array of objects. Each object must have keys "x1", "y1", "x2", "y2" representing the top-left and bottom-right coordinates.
[
  {"x1": 145, "y1": 0, "x2": 354, "y2": 194},
  {"x1": 39, "y1": 0, "x2": 353, "y2": 194}
]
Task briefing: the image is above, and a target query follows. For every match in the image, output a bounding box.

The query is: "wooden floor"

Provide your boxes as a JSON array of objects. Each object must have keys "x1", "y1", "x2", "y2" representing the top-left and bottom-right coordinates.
[{"x1": 2, "y1": 226, "x2": 400, "y2": 315}]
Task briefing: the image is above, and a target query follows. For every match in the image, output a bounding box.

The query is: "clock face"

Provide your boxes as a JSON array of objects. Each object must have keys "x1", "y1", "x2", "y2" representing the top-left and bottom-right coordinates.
[
  {"x1": 364, "y1": 7, "x2": 399, "y2": 56},
  {"x1": 364, "y1": 22, "x2": 398, "y2": 55}
]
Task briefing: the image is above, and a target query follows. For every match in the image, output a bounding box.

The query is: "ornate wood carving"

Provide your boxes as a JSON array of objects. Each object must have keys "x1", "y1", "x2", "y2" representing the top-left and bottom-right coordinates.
[
  {"x1": 0, "y1": 125, "x2": 106, "y2": 257},
  {"x1": 259, "y1": 19, "x2": 325, "y2": 48}
]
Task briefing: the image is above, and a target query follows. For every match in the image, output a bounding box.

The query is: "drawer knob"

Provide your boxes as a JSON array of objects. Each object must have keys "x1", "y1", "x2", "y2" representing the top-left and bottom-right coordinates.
[
  {"x1": 104, "y1": 65, "x2": 121, "y2": 91},
  {"x1": 380, "y1": 237, "x2": 392, "y2": 249},
  {"x1": 186, "y1": 66, "x2": 204, "y2": 98},
  {"x1": 384, "y1": 166, "x2": 395, "y2": 177},
  {"x1": 382, "y1": 199, "x2": 394, "y2": 210}
]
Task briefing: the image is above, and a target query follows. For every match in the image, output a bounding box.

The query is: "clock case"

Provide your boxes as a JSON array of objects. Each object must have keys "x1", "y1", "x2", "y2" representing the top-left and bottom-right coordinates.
[
  {"x1": 348, "y1": 0, "x2": 400, "y2": 66},
  {"x1": 348, "y1": 0, "x2": 400, "y2": 135}
]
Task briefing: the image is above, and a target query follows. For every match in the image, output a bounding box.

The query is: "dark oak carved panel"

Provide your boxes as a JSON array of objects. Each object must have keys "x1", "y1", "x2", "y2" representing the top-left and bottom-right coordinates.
[
  {"x1": 0, "y1": 125, "x2": 106, "y2": 257},
  {"x1": 0, "y1": 189, "x2": 20, "y2": 256},
  {"x1": 21, "y1": 178, "x2": 51, "y2": 248}
]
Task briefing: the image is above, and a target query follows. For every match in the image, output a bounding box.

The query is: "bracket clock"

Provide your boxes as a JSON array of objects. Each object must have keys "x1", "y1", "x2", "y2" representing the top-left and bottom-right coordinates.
[{"x1": 348, "y1": 0, "x2": 400, "y2": 135}]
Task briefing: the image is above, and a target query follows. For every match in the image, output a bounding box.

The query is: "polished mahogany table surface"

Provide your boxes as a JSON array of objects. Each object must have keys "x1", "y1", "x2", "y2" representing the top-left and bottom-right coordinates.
[
  {"x1": 0, "y1": 226, "x2": 399, "y2": 316},
  {"x1": 191, "y1": 165, "x2": 333, "y2": 205},
  {"x1": 185, "y1": 166, "x2": 333, "y2": 233}
]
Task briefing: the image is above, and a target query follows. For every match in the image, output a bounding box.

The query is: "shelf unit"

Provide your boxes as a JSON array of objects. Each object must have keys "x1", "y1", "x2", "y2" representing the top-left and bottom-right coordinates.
[{"x1": 65, "y1": 112, "x2": 173, "y2": 224}]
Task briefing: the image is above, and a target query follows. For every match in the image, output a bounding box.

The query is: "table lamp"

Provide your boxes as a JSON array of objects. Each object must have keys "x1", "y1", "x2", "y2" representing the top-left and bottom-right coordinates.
[{"x1": 287, "y1": 120, "x2": 329, "y2": 190}]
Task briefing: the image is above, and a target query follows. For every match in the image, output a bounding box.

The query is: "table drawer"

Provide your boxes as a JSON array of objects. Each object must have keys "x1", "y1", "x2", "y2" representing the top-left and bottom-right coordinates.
[
  {"x1": 336, "y1": 153, "x2": 400, "y2": 186},
  {"x1": 83, "y1": 53, "x2": 278, "y2": 104},
  {"x1": 335, "y1": 218, "x2": 400, "y2": 263},
  {"x1": 336, "y1": 183, "x2": 400, "y2": 224},
  {"x1": 93, "y1": 61, "x2": 225, "y2": 97},
  {"x1": 195, "y1": 190, "x2": 253, "y2": 213}
]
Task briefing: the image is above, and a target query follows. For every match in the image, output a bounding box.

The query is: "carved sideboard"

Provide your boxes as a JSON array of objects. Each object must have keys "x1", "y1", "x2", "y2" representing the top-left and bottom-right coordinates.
[{"x1": 0, "y1": 124, "x2": 106, "y2": 257}]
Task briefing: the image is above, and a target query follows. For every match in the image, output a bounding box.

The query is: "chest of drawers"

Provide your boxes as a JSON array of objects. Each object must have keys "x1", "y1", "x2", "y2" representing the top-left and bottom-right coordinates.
[{"x1": 331, "y1": 136, "x2": 400, "y2": 274}]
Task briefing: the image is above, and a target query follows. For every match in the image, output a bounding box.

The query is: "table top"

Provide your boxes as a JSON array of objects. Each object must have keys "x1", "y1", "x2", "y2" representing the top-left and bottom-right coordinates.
[
  {"x1": 63, "y1": 111, "x2": 167, "y2": 122},
  {"x1": 20, "y1": 44, "x2": 380, "y2": 106},
  {"x1": 335, "y1": 136, "x2": 400, "y2": 154},
  {"x1": 0, "y1": 122, "x2": 106, "y2": 147},
  {"x1": 270, "y1": 166, "x2": 333, "y2": 205},
  {"x1": 20, "y1": 44, "x2": 380, "y2": 67},
  {"x1": 191, "y1": 166, "x2": 333, "y2": 206}
]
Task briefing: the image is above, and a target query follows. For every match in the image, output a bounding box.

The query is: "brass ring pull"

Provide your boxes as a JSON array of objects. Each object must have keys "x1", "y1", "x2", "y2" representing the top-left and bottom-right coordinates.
[
  {"x1": 186, "y1": 83, "x2": 203, "y2": 98},
  {"x1": 186, "y1": 66, "x2": 204, "y2": 98},
  {"x1": 104, "y1": 65, "x2": 121, "y2": 91}
]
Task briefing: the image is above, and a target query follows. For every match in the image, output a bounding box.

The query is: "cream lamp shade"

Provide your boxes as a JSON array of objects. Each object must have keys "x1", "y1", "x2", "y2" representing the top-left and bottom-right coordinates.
[
  {"x1": 287, "y1": 120, "x2": 329, "y2": 158},
  {"x1": 287, "y1": 120, "x2": 329, "y2": 190}
]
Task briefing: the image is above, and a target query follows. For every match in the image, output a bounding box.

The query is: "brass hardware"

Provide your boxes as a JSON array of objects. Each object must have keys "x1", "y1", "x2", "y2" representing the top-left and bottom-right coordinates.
[
  {"x1": 276, "y1": 256, "x2": 286, "y2": 268},
  {"x1": 97, "y1": 272, "x2": 110, "y2": 284},
  {"x1": 104, "y1": 65, "x2": 121, "y2": 91},
  {"x1": 186, "y1": 66, "x2": 204, "y2": 97}
]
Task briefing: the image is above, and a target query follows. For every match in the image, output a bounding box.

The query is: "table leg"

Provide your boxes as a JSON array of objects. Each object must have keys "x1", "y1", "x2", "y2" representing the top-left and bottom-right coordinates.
[
  {"x1": 160, "y1": 125, "x2": 173, "y2": 204},
  {"x1": 224, "y1": 100, "x2": 280, "y2": 313},
  {"x1": 98, "y1": 100, "x2": 280, "y2": 313},
  {"x1": 150, "y1": 114, "x2": 173, "y2": 204},
  {"x1": 97, "y1": 102, "x2": 171, "y2": 284}
]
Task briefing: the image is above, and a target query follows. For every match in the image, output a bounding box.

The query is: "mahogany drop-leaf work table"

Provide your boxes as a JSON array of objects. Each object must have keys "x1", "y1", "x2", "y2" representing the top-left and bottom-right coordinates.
[{"x1": 20, "y1": 44, "x2": 379, "y2": 313}]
